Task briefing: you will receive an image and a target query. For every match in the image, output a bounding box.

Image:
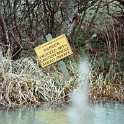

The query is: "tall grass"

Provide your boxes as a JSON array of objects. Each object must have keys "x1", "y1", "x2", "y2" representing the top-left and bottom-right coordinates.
[
  {"x1": 0, "y1": 46, "x2": 123, "y2": 108},
  {"x1": 0, "y1": 48, "x2": 78, "y2": 107},
  {"x1": 89, "y1": 57, "x2": 124, "y2": 102}
]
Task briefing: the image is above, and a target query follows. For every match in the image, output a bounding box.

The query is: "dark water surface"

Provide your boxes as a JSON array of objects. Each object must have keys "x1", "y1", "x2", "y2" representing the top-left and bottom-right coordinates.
[{"x1": 0, "y1": 103, "x2": 124, "y2": 124}]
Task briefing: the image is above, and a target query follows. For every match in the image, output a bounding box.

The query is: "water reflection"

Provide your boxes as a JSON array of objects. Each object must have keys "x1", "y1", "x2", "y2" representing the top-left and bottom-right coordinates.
[
  {"x1": 0, "y1": 108, "x2": 42, "y2": 124},
  {"x1": 93, "y1": 103, "x2": 124, "y2": 124},
  {"x1": 0, "y1": 103, "x2": 124, "y2": 124}
]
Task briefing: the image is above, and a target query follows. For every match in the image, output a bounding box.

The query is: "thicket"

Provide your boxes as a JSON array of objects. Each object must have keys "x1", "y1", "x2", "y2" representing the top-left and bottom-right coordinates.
[{"x1": 0, "y1": 0, "x2": 124, "y2": 107}]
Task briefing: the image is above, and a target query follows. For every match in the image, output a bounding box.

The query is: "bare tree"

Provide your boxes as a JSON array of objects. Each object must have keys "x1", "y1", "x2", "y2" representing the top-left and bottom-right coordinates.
[{"x1": 0, "y1": 0, "x2": 123, "y2": 59}]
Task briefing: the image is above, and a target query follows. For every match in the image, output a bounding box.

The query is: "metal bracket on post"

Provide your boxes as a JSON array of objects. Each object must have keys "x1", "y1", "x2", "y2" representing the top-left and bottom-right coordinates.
[{"x1": 45, "y1": 34, "x2": 70, "y2": 80}]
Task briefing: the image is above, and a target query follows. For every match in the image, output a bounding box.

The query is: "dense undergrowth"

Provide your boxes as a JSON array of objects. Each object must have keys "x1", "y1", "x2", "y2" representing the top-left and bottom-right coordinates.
[
  {"x1": 0, "y1": 50, "x2": 78, "y2": 108},
  {"x1": 0, "y1": 48, "x2": 124, "y2": 108},
  {"x1": 90, "y1": 58, "x2": 124, "y2": 103}
]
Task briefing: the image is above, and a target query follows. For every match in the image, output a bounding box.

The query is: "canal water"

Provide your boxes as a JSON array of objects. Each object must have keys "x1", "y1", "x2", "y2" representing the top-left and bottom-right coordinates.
[{"x1": 0, "y1": 103, "x2": 124, "y2": 124}]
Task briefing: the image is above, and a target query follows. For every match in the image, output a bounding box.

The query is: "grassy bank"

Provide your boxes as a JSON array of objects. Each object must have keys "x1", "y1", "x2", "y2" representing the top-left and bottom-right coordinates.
[
  {"x1": 0, "y1": 52, "x2": 78, "y2": 108},
  {"x1": 0, "y1": 51, "x2": 124, "y2": 109}
]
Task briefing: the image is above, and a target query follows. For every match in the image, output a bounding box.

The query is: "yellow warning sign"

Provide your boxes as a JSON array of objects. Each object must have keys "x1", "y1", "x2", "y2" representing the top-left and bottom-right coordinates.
[{"x1": 34, "y1": 34, "x2": 73, "y2": 68}]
